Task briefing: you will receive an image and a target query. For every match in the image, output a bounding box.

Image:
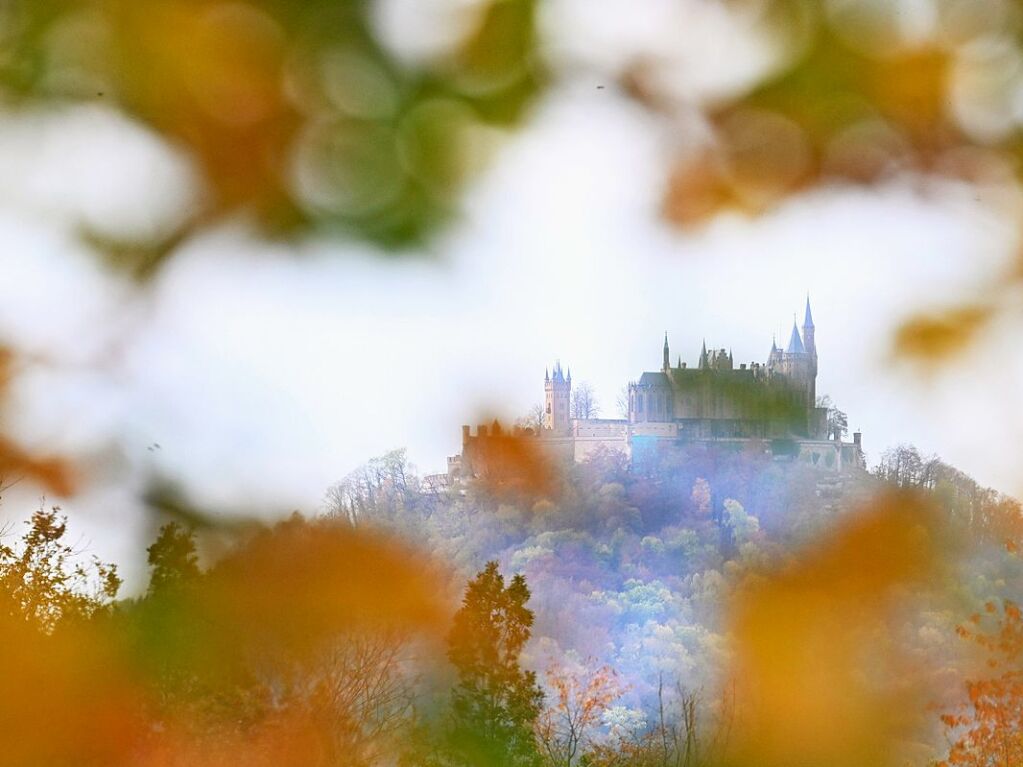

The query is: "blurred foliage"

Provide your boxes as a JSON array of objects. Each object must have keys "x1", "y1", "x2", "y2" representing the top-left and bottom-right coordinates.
[
  {"x1": 0, "y1": 0, "x2": 1017, "y2": 368},
  {"x1": 940, "y1": 598, "x2": 1023, "y2": 767},
  {"x1": 0, "y1": 439, "x2": 1021, "y2": 763},
  {"x1": 722, "y1": 490, "x2": 945, "y2": 767},
  {"x1": 0, "y1": 346, "x2": 75, "y2": 494},
  {"x1": 463, "y1": 421, "x2": 564, "y2": 502},
  {"x1": 890, "y1": 304, "x2": 993, "y2": 372},
  {"x1": 0, "y1": 511, "x2": 452, "y2": 766},
  {"x1": 0, "y1": 0, "x2": 543, "y2": 260},
  {"x1": 646, "y1": 0, "x2": 1023, "y2": 365},
  {"x1": 659, "y1": 0, "x2": 1020, "y2": 221}
]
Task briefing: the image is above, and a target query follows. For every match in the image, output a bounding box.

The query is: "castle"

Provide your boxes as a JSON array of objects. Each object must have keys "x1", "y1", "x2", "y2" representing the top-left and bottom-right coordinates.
[{"x1": 450, "y1": 299, "x2": 864, "y2": 482}]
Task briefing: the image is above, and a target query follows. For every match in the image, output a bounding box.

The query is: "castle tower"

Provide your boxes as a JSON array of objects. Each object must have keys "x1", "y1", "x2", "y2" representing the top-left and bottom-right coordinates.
[
  {"x1": 803, "y1": 296, "x2": 817, "y2": 406},
  {"x1": 781, "y1": 315, "x2": 817, "y2": 411},
  {"x1": 663, "y1": 333, "x2": 670, "y2": 372},
  {"x1": 544, "y1": 360, "x2": 571, "y2": 432}
]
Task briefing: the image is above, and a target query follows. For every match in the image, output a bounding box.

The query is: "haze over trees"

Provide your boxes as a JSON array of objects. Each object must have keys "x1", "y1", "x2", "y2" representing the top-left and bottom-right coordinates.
[{"x1": 0, "y1": 434, "x2": 1019, "y2": 765}]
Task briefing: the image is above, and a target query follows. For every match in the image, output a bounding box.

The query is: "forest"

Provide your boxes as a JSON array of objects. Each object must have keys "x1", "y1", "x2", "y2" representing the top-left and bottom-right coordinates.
[{"x1": 4, "y1": 439, "x2": 1021, "y2": 767}]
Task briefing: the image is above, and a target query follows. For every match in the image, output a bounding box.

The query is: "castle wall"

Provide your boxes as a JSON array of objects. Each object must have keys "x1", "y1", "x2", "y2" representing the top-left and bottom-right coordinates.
[
  {"x1": 571, "y1": 419, "x2": 630, "y2": 462},
  {"x1": 631, "y1": 422, "x2": 678, "y2": 438}
]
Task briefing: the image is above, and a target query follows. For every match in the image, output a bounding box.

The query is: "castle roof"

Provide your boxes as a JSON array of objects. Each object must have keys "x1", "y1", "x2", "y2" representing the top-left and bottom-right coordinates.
[
  {"x1": 551, "y1": 360, "x2": 568, "y2": 383},
  {"x1": 786, "y1": 322, "x2": 805, "y2": 354},
  {"x1": 804, "y1": 296, "x2": 814, "y2": 328},
  {"x1": 638, "y1": 371, "x2": 670, "y2": 387}
]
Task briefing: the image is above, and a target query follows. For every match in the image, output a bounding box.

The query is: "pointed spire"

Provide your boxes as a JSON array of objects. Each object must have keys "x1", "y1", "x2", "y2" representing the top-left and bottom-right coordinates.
[
  {"x1": 677, "y1": 355, "x2": 682, "y2": 369},
  {"x1": 786, "y1": 320, "x2": 805, "y2": 354},
  {"x1": 567, "y1": 366, "x2": 572, "y2": 382},
  {"x1": 545, "y1": 367, "x2": 549, "y2": 383},
  {"x1": 699, "y1": 339, "x2": 708, "y2": 369},
  {"x1": 804, "y1": 294, "x2": 814, "y2": 328},
  {"x1": 663, "y1": 332, "x2": 670, "y2": 369}
]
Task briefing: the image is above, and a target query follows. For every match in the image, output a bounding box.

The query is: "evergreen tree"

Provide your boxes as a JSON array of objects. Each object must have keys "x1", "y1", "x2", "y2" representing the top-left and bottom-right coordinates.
[
  {"x1": 145, "y1": 522, "x2": 199, "y2": 596},
  {"x1": 446, "y1": 561, "x2": 543, "y2": 767}
]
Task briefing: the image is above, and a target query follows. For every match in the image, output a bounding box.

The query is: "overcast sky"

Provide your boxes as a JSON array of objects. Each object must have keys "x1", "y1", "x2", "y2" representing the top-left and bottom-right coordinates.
[{"x1": 1, "y1": 1, "x2": 1020, "y2": 588}]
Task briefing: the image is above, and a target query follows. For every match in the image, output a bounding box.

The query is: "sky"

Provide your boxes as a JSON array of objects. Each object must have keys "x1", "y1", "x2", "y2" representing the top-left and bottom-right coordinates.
[{"x1": 0, "y1": 0, "x2": 1021, "y2": 588}]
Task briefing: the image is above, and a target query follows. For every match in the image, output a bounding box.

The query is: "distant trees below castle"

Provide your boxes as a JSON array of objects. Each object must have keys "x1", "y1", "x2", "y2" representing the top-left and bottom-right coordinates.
[
  {"x1": 0, "y1": 437, "x2": 1021, "y2": 765},
  {"x1": 570, "y1": 382, "x2": 599, "y2": 420}
]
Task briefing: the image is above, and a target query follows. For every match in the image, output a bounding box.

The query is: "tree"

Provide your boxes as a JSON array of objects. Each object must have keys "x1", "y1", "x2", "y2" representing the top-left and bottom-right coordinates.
[
  {"x1": 324, "y1": 449, "x2": 421, "y2": 526},
  {"x1": 615, "y1": 387, "x2": 629, "y2": 419},
  {"x1": 826, "y1": 408, "x2": 848, "y2": 442},
  {"x1": 723, "y1": 499, "x2": 761, "y2": 548},
  {"x1": 518, "y1": 403, "x2": 547, "y2": 434},
  {"x1": 255, "y1": 628, "x2": 420, "y2": 767},
  {"x1": 816, "y1": 395, "x2": 848, "y2": 441},
  {"x1": 874, "y1": 445, "x2": 927, "y2": 488},
  {"x1": 940, "y1": 599, "x2": 1023, "y2": 767},
  {"x1": 146, "y1": 522, "x2": 200, "y2": 596},
  {"x1": 0, "y1": 505, "x2": 120, "y2": 632},
  {"x1": 535, "y1": 660, "x2": 623, "y2": 767},
  {"x1": 571, "y1": 383, "x2": 599, "y2": 420},
  {"x1": 691, "y1": 478, "x2": 712, "y2": 518},
  {"x1": 446, "y1": 561, "x2": 544, "y2": 766}
]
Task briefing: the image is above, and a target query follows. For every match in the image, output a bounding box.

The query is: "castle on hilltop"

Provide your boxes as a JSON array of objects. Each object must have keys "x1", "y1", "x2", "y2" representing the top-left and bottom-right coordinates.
[{"x1": 450, "y1": 299, "x2": 864, "y2": 483}]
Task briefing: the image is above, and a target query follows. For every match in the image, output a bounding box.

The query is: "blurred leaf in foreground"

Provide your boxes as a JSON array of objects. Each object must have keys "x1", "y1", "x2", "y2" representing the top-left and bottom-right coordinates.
[
  {"x1": 0, "y1": 0, "x2": 543, "y2": 262},
  {"x1": 721, "y1": 490, "x2": 946, "y2": 767},
  {"x1": 891, "y1": 304, "x2": 993, "y2": 369}
]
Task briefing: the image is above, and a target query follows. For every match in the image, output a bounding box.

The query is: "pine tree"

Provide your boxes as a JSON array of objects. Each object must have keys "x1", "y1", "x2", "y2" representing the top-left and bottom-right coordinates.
[
  {"x1": 145, "y1": 522, "x2": 199, "y2": 596},
  {"x1": 446, "y1": 561, "x2": 544, "y2": 767}
]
